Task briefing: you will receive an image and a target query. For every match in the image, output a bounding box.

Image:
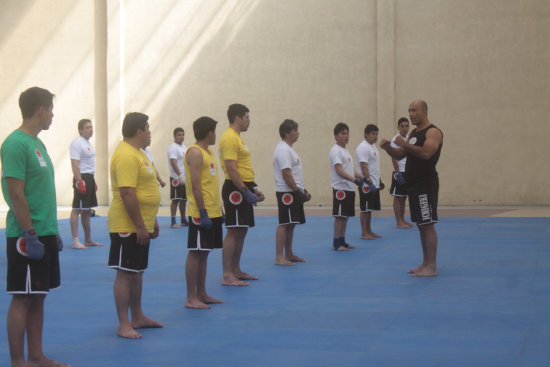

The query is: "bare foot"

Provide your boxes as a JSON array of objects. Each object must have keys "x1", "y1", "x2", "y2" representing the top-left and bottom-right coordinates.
[
  {"x1": 185, "y1": 298, "x2": 211, "y2": 309},
  {"x1": 117, "y1": 326, "x2": 142, "y2": 339},
  {"x1": 360, "y1": 235, "x2": 377, "y2": 240},
  {"x1": 344, "y1": 243, "x2": 356, "y2": 249},
  {"x1": 132, "y1": 316, "x2": 163, "y2": 329},
  {"x1": 237, "y1": 272, "x2": 258, "y2": 280},
  {"x1": 395, "y1": 223, "x2": 411, "y2": 229},
  {"x1": 171, "y1": 223, "x2": 181, "y2": 229},
  {"x1": 275, "y1": 257, "x2": 295, "y2": 266},
  {"x1": 412, "y1": 267, "x2": 438, "y2": 277},
  {"x1": 85, "y1": 240, "x2": 103, "y2": 246},
  {"x1": 71, "y1": 241, "x2": 88, "y2": 249},
  {"x1": 286, "y1": 255, "x2": 306, "y2": 262},
  {"x1": 407, "y1": 264, "x2": 424, "y2": 274},
  {"x1": 28, "y1": 356, "x2": 72, "y2": 367},
  {"x1": 199, "y1": 294, "x2": 223, "y2": 304},
  {"x1": 221, "y1": 275, "x2": 249, "y2": 286},
  {"x1": 367, "y1": 232, "x2": 382, "y2": 238},
  {"x1": 332, "y1": 245, "x2": 349, "y2": 251}
]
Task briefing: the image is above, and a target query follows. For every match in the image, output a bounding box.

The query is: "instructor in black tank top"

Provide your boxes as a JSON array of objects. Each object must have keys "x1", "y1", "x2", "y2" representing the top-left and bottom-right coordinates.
[{"x1": 380, "y1": 100, "x2": 443, "y2": 277}]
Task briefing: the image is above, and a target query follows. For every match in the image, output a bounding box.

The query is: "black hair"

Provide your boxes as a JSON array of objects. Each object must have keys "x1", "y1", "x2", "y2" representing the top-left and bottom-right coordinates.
[
  {"x1": 173, "y1": 127, "x2": 184, "y2": 137},
  {"x1": 19, "y1": 87, "x2": 55, "y2": 119},
  {"x1": 364, "y1": 124, "x2": 379, "y2": 135},
  {"x1": 227, "y1": 103, "x2": 249, "y2": 124},
  {"x1": 122, "y1": 112, "x2": 148, "y2": 138},
  {"x1": 78, "y1": 119, "x2": 92, "y2": 132},
  {"x1": 334, "y1": 122, "x2": 349, "y2": 136},
  {"x1": 193, "y1": 116, "x2": 218, "y2": 140},
  {"x1": 397, "y1": 117, "x2": 409, "y2": 127},
  {"x1": 279, "y1": 119, "x2": 299, "y2": 139}
]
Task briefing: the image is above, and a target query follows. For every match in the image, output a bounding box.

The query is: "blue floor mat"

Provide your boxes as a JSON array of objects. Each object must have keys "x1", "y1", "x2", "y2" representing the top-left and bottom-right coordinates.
[{"x1": 1, "y1": 216, "x2": 549, "y2": 367}]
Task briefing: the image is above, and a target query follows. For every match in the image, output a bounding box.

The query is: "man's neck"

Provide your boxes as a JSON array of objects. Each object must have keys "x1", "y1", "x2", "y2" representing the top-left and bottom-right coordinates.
[
  {"x1": 230, "y1": 125, "x2": 241, "y2": 135},
  {"x1": 283, "y1": 138, "x2": 293, "y2": 147},
  {"x1": 416, "y1": 119, "x2": 431, "y2": 131},
  {"x1": 123, "y1": 137, "x2": 142, "y2": 150},
  {"x1": 195, "y1": 140, "x2": 210, "y2": 150},
  {"x1": 19, "y1": 119, "x2": 41, "y2": 137}
]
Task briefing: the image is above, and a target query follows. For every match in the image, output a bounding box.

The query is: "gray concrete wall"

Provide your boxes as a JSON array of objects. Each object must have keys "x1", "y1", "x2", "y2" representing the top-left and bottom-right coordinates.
[{"x1": 1, "y1": 0, "x2": 548, "y2": 207}]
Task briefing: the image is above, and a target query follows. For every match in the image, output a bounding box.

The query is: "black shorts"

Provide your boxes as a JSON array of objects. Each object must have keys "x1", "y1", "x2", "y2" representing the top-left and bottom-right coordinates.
[
  {"x1": 170, "y1": 177, "x2": 187, "y2": 201},
  {"x1": 359, "y1": 188, "x2": 381, "y2": 212},
  {"x1": 72, "y1": 173, "x2": 98, "y2": 209},
  {"x1": 108, "y1": 233, "x2": 150, "y2": 272},
  {"x1": 6, "y1": 235, "x2": 60, "y2": 294},
  {"x1": 222, "y1": 180, "x2": 256, "y2": 228},
  {"x1": 408, "y1": 182, "x2": 439, "y2": 225},
  {"x1": 276, "y1": 191, "x2": 306, "y2": 225},
  {"x1": 187, "y1": 217, "x2": 223, "y2": 251},
  {"x1": 332, "y1": 189, "x2": 355, "y2": 218},
  {"x1": 390, "y1": 172, "x2": 408, "y2": 197}
]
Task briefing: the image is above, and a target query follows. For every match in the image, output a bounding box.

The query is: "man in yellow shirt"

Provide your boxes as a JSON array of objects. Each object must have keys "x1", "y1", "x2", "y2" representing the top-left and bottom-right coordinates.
[
  {"x1": 184, "y1": 116, "x2": 224, "y2": 309},
  {"x1": 108, "y1": 112, "x2": 162, "y2": 338},
  {"x1": 219, "y1": 104, "x2": 265, "y2": 286}
]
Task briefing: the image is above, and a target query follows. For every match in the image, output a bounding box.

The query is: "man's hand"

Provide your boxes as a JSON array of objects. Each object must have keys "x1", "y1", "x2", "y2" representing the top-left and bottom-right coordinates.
[
  {"x1": 22, "y1": 228, "x2": 45, "y2": 260},
  {"x1": 76, "y1": 178, "x2": 86, "y2": 194},
  {"x1": 393, "y1": 135, "x2": 406, "y2": 147},
  {"x1": 136, "y1": 225, "x2": 150, "y2": 245},
  {"x1": 150, "y1": 220, "x2": 160, "y2": 239},
  {"x1": 199, "y1": 209, "x2": 212, "y2": 229},
  {"x1": 243, "y1": 188, "x2": 259, "y2": 205}
]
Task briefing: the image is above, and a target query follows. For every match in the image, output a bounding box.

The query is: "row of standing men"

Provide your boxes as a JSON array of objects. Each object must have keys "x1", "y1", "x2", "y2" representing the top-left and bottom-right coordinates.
[{"x1": 0, "y1": 87, "x2": 442, "y2": 366}]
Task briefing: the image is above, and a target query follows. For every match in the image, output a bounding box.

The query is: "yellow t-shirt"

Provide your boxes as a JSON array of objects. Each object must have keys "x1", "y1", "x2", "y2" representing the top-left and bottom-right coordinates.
[
  {"x1": 219, "y1": 128, "x2": 255, "y2": 182},
  {"x1": 184, "y1": 145, "x2": 222, "y2": 218},
  {"x1": 108, "y1": 141, "x2": 161, "y2": 232}
]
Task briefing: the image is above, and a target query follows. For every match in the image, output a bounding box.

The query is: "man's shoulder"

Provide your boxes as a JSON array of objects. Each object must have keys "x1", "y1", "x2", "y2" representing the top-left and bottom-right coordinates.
[{"x1": 1, "y1": 130, "x2": 32, "y2": 153}]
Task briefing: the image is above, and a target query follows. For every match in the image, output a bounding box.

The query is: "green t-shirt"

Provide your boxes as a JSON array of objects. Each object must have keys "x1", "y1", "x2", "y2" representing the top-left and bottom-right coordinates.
[{"x1": 1, "y1": 129, "x2": 58, "y2": 237}]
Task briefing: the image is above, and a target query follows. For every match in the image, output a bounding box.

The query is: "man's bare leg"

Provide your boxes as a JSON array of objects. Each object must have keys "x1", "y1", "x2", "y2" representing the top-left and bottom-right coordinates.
[
  {"x1": 185, "y1": 251, "x2": 211, "y2": 309},
  {"x1": 8, "y1": 295, "x2": 32, "y2": 367},
  {"x1": 222, "y1": 228, "x2": 249, "y2": 285},
  {"x1": 197, "y1": 252, "x2": 222, "y2": 304},
  {"x1": 70, "y1": 209, "x2": 87, "y2": 249},
  {"x1": 332, "y1": 217, "x2": 349, "y2": 251},
  {"x1": 275, "y1": 225, "x2": 294, "y2": 265},
  {"x1": 113, "y1": 270, "x2": 141, "y2": 338},
  {"x1": 170, "y1": 200, "x2": 180, "y2": 228},
  {"x1": 284, "y1": 224, "x2": 304, "y2": 262},
  {"x1": 81, "y1": 210, "x2": 102, "y2": 246},
  {"x1": 130, "y1": 272, "x2": 163, "y2": 329},
  {"x1": 359, "y1": 212, "x2": 377, "y2": 239},
  {"x1": 394, "y1": 197, "x2": 412, "y2": 228},
  {"x1": 410, "y1": 223, "x2": 438, "y2": 277},
  {"x1": 233, "y1": 229, "x2": 258, "y2": 280}
]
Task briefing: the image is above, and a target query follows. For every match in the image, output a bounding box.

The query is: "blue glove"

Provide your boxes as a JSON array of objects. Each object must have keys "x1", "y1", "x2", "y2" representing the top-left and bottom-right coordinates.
[
  {"x1": 353, "y1": 178, "x2": 362, "y2": 187},
  {"x1": 199, "y1": 209, "x2": 212, "y2": 229},
  {"x1": 394, "y1": 172, "x2": 405, "y2": 185},
  {"x1": 242, "y1": 188, "x2": 259, "y2": 205},
  {"x1": 56, "y1": 234, "x2": 63, "y2": 252},
  {"x1": 23, "y1": 228, "x2": 45, "y2": 260},
  {"x1": 361, "y1": 177, "x2": 377, "y2": 193},
  {"x1": 369, "y1": 183, "x2": 378, "y2": 193}
]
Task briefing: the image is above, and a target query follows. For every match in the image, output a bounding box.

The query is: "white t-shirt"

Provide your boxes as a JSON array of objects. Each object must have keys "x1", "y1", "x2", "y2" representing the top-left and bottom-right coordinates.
[
  {"x1": 69, "y1": 136, "x2": 95, "y2": 174},
  {"x1": 329, "y1": 144, "x2": 355, "y2": 191},
  {"x1": 142, "y1": 148, "x2": 154, "y2": 163},
  {"x1": 391, "y1": 133, "x2": 407, "y2": 172},
  {"x1": 273, "y1": 140, "x2": 304, "y2": 192},
  {"x1": 167, "y1": 142, "x2": 187, "y2": 179},
  {"x1": 356, "y1": 140, "x2": 380, "y2": 187}
]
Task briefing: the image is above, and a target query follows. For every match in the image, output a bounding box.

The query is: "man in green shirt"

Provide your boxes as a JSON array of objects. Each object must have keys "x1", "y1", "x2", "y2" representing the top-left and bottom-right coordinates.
[{"x1": 1, "y1": 87, "x2": 68, "y2": 367}]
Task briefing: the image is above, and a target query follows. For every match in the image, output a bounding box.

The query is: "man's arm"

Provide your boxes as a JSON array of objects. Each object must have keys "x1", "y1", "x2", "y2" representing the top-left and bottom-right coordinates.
[
  {"x1": 395, "y1": 128, "x2": 442, "y2": 160},
  {"x1": 70, "y1": 159, "x2": 81, "y2": 181},
  {"x1": 169, "y1": 158, "x2": 181, "y2": 176},
  {"x1": 281, "y1": 168, "x2": 300, "y2": 192},
  {"x1": 391, "y1": 158, "x2": 400, "y2": 172},
  {"x1": 187, "y1": 148, "x2": 206, "y2": 210},
  {"x1": 5, "y1": 177, "x2": 33, "y2": 231},
  {"x1": 380, "y1": 139, "x2": 407, "y2": 160},
  {"x1": 359, "y1": 162, "x2": 371, "y2": 182},
  {"x1": 224, "y1": 159, "x2": 246, "y2": 191},
  {"x1": 119, "y1": 187, "x2": 149, "y2": 245},
  {"x1": 334, "y1": 164, "x2": 362, "y2": 182}
]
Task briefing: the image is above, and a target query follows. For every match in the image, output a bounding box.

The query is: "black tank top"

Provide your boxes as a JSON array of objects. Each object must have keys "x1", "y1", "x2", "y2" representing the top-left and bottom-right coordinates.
[{"x1": 405, "y1": 124, "x2": 443, "y2": 187}]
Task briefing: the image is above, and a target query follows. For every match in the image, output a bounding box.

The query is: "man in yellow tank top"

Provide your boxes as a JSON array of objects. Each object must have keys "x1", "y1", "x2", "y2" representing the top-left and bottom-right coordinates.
[
  {"x1": 107, "y1": 112, "x2": 162, "y2": 338},
  {"x1": 219, "y1": 104, "x2": 265, "y2": 286},
  {"x1": 183, "y1": 116, "x2": 224, "y2": 309}
]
